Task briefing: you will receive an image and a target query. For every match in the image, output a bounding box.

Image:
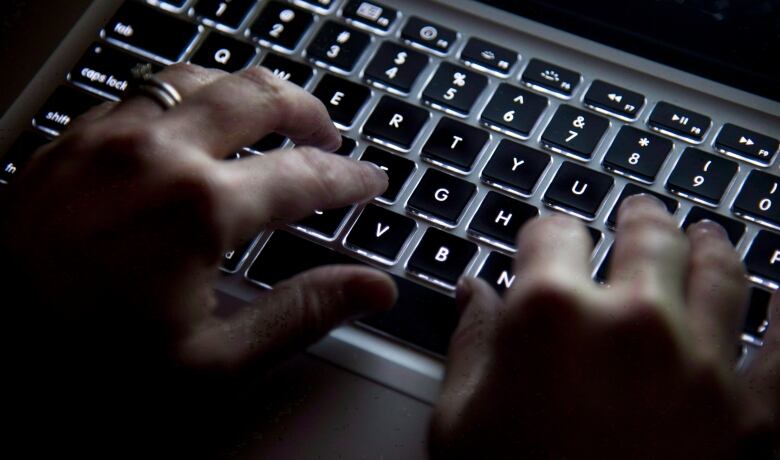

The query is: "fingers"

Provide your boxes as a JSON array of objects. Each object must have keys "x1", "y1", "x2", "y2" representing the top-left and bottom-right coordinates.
[
  {"x1": 158, "y1": 66, "x2": 341, "y2": 158},
  {"x1": 433, "y1": 277, "x2": 502, "y2": 449},
  {"x1": 442, "y1": 277, "x2": 503, "y2": 394},
  {"x1": 509, "y1": 213, "x2": 594, "y2": 299},
  {"x1": 742, "y1": 293, "x2": 780, "y2": 452},
  {"x1": 111, "y1": 63, "x2": 228, "y2": 119},
  {"x1": 220, "y1": 147, "x2": 387, "y2": 243},
  {"x1": 685, "y1": 220, "x2": 748, "y2": 360},
  {"x1": 609, "y1": 195, "x2": 689, "y2": 307},
  {"x1": 68, "y1": 101, "x2": 118, "y2": 130},
  {"x1": 176, "y1": 265, "x2": 397, "y2": 372}
]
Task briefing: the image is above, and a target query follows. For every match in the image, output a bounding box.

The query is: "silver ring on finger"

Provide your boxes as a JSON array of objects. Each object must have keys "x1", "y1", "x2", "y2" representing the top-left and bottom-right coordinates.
[{"x1": 130, "y1": 63, "x2": 182, "y2": 111}]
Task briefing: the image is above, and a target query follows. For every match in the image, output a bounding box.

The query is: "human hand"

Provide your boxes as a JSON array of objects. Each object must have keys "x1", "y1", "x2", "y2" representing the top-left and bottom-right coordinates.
[
  {"x1": 0, "y1": 63, "x2": 396, "y2": 377},
  {"x1": 430, "y1": 196, "x2": 779, "y2": 459}
]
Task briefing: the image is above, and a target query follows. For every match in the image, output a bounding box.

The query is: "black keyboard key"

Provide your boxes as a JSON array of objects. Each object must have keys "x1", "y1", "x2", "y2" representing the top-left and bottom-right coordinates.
[
  {"x1": 342, "y1": 0, "x2": 398, "y2": 33},
  {"x1": 715, "y1": 123, "x2": 779, "y2": 166},
  {"x1": 421, "y1": 118, "x2": 489, "y2": 172},
  {"x1": 194, "y1": 0, "x2": 255, "y2": 29},
  {"x1": 363, "y1": 42, "x2": 428, "y2": 94},
  {"x1": 407, "y1": 228, "x2": 478, "y2": 287},
  {"x1": 334, "y1": 136, "x2": 356, "y2": 156},
  {"x1": 359, "y1": 146, "x2": 415, "y2": 202},
  {"x1": 733, "y1": 171, "x2": 780, "y2": 227},
  {"x1": 468, "y1": 191, "x2": 539, "y2": 249},
  {"x1": 481, "y1": 139, "x2": 550, "y2": 196},
  {"x1": 745, "y1": 230, "x2": 780, "y2": 287},
  {"x1": 190, "y1": 32, "x2": 257, "y2": 72},
  {"x1": 69, "y1": 43, "x2": 160, "y2": 99},
  {"x1": 0, "y1": 132, "x2": 50, "y2": 184},
  {"x1": 407, "y1": 168, "x2": 476, "y2": 226},
  {"x1": 606, "y1": 183, "x2": 679, "y2": 229},
  {"x1": 359, "y1": 274, "x2": 458, "y2": 356},
  {"x1": 681, "y1": 206, "x2": 745, "y2": 246},
  {"x1": 401, "y1": 17, "x2": 456, "y2": 55},
  {"x1": 583, "y1": 80, "x2": 645, "y2": 120},
  {"x1": 666, "y1": 148, "x2": 738, "y2": 205},
  {"x1": 460, "y1": 37, "x2": 517, "y2": 76},
  {"x1": 362, "y1": 96, "x2": 429, "y2": 150},
  {"x1": 602, "y1": 126, "x2": 673, "y2": 183},
  {"x1": 295, "y1": 206, "x2": 352, "y2": 238},
  {"x1": 648, "y1": 102, "x2": 711, "y2": 143},
  {"x1": 422, "y1": 63, "x2": 487, "y2": 116},
  {"x1": 103, "y1": 2, "x2": 198, "y2": 62},
  {"x1": 480, "y1": 84, "x2": 548, "y2": 138},
  {"x1": 478, "y1": 252, "x2": 516, "y2": 294},
  {"x1": 345, "y1": 204, "x2": 416, "y2": 262},
  {"x1": 541, "y1": 105, "x2": 609, "y2": 160},
  {"x1": 306, "y1": 21, "x2": 371, "y2": 72},
  {"x1": 744, "y1": 288, "x2": 771, "y2": 339},
  {"x1": 259, "y1": 53, "x2": 314, "y2": 87},
  {"x1": 32, "y1": 86, "x2": 104, "y2": 136},
  {"x1": 521, "y1": 58, "x2": 580, "y2": 98},
  {"x1": 312, "y1": 74, "x2": 371, "y2": 127},
  {"x1": 220, "y1": 237, "x2": 256, "y2": 273},
  {"x1": 247, "y1": 231, "x2": 458, "y2": 356},
  {"x1": 250, "y1": 2, "x2": 314, "y2": 51},
  {"x1": 247, "y1": 133, "x2": 286, "y2": 153},
  {"x1": 543, "y1": 161, "x2": 614, "y2": 220}
]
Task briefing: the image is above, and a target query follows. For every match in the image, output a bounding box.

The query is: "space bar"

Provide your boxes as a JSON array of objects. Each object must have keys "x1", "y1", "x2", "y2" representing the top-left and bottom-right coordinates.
[{"x1": 247, "y1": 231, "x2": 458, "y2": 356}]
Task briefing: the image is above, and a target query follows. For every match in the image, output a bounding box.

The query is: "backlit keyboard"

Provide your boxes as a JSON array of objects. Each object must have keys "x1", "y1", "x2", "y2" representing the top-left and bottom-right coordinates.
[{"x1": 3, "y1": 0, "x2": 779, "y2": 355}]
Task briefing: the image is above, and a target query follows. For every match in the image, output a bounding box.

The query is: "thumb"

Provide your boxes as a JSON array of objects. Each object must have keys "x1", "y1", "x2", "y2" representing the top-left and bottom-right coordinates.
[
  {"x1": 178, "y1": 265, "x2": 397, "y2": 373},
  {"x1": 432, "y1": 277, "x2": 503, "y2": 453}
]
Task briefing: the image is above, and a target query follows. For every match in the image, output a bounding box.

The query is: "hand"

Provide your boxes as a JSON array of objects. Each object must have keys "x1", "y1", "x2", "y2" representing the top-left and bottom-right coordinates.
[
  {"x1": 430, "y1": 196, "x2": 779, "y2": 460},
  {"x1": 0, "y1": 64, "x2": 396, "y2": 450}
]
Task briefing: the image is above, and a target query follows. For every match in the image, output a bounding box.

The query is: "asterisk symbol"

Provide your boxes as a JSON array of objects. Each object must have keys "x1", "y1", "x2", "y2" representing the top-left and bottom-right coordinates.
[{"x1": 638, "y1": 137, "x2": 650, "y2": 148}]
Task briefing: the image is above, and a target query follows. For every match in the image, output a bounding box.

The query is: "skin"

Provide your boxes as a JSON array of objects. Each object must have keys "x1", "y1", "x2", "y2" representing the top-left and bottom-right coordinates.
[
  {"x1": 430, "y1": 197, "x2": 780, "y2": 459},
  {"x1": 0, "y1": 63, "x2": 777, "y2": 458}
]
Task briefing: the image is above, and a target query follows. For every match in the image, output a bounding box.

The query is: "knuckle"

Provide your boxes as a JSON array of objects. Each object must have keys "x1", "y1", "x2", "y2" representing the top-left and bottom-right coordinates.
[
  {"x1": 510, "y1": 274, "x2": 585, "y2": 324},
  {"x1": 89, "y1": 122, "x2": 166, "y2": 173},
  {"x1": 618, "y1": 204, "x2": 679, "y2": 235},
  {"x1": 611, "y1": 298, "x2": 679, "y2": 354},
  {"x1": 237, "y1": 66, "x2": 287, "y2": 104}
]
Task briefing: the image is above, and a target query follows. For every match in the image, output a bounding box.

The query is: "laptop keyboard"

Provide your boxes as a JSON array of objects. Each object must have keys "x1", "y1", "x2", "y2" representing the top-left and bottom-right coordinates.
[{"x1": 2, "y1": 0, "x2": 780, "y2": 356}]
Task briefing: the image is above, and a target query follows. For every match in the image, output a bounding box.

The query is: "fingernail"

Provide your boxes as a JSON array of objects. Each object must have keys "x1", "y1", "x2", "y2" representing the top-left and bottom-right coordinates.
[
  {"x1": 622, "y1": 193, "x2": 667, "y2": 211},
  {"x1": 455, "y1": 277, "x2": 474, "y2": 315},
  {"x1": 688, "y1": 219, "x2": 729, "y2": 240},
  {"x1": 361, "y1": 161, "x2": 389, "y2": 181}
]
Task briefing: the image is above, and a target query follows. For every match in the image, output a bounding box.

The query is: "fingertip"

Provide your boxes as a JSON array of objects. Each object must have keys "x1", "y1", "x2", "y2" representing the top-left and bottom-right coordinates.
[
  {"x1": 686, "y1": 219, "x2": 729, "y2": 241},
  {"x1": 343, "y1": 267, "x2": 398, "y2": 315},
  {"x1": 359, "y1": 161, "x2": 390, "y2": 198}
]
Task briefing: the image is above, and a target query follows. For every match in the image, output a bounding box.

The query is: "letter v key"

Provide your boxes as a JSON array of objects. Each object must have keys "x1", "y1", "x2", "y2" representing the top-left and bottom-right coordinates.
[{"x1": 376, "y1": 223, "x2": 390, "y2": 237}]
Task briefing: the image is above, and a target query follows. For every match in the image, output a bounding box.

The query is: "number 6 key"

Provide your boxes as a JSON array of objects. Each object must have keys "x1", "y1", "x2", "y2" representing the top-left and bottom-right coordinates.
[{"x1": 666, "y1": 147, "x2": 738, "y2": 206}]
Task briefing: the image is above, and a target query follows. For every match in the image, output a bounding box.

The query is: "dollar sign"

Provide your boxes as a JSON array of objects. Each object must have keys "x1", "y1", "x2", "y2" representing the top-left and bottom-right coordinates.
[{"x1": 394, "y1": 52, "x2": 407, "y2": 65}]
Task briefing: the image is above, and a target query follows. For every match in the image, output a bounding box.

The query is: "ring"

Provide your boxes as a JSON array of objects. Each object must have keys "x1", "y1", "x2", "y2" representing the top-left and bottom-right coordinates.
[{"x1": 130, "y1": 63, "x2": 182, "y2": 110}]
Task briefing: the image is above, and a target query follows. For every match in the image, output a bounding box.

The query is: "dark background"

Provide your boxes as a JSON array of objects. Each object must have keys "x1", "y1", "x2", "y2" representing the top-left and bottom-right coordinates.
[{"x1": 0, "y1": 0, "x2": 92, "y2": 114}]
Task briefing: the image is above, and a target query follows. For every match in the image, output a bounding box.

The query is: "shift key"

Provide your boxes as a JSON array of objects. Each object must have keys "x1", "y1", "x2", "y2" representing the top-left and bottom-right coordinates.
[{"x1": 103, "y1": 1, "x2": 199, "y2": 63}]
